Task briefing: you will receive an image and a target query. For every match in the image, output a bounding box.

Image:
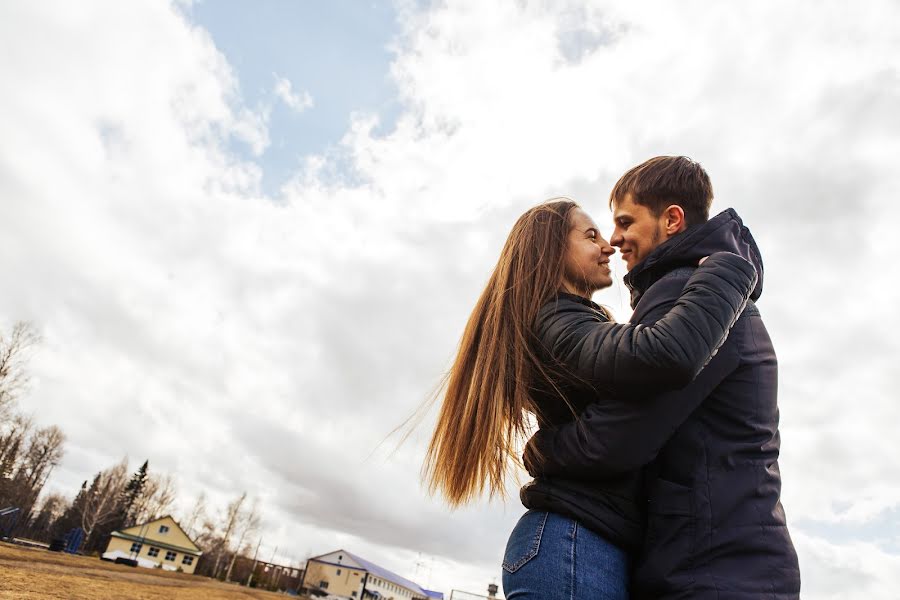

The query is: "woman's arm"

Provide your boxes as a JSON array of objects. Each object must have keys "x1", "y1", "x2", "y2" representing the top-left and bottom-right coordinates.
[{"x1": 535, "y1": 251, "x2": 756, "y2": 389}]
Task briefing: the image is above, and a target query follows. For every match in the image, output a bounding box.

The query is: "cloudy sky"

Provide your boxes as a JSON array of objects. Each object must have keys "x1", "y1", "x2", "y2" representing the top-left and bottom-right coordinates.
[{"x1": 2, "y1": 0, "x2": 899, "y2": 597}]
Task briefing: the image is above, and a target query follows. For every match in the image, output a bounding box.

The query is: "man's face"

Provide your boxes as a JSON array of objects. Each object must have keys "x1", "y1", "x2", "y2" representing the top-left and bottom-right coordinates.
[{"x1": 610, "y1": 193, "x2": 667, "y2": 271}]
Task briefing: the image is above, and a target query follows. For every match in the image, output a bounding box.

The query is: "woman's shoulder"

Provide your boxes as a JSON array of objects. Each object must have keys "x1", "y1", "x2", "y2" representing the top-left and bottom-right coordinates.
[{"x1": 538, "y1": 292, "x2": 611, "y2": 321}]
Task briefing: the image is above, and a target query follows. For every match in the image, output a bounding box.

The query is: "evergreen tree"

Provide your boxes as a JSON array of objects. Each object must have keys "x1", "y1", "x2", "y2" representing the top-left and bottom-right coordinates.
[{"x1": 117, "y1": 460, "x2": 149, "y2": 528}]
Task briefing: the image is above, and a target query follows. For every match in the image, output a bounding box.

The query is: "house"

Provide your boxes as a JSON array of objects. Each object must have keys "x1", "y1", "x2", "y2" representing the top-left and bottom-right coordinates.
[
  {"x1": 302, "y1": 549, "x2": 442, "y2": 600},
  {"x1": 102, "y1": 515, "x2": 202, "y2": 574}
]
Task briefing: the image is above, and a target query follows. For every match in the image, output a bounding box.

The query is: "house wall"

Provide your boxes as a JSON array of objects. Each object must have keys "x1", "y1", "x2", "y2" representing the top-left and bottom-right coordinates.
[
  {"x1": 105, "y1": 536, "x2": 199, "y2": 575},
  {"x1": 305, "y1": 560, "x2": 365, "y2": 598},
  {"x1": 366, "y1": 574, "x2": 421, "y2": 599}
]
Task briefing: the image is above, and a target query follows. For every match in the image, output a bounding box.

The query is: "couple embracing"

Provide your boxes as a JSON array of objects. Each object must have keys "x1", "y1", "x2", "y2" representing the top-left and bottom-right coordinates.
[{"x1": 425, "y1": 156, "x2": 801, "y2": 599}]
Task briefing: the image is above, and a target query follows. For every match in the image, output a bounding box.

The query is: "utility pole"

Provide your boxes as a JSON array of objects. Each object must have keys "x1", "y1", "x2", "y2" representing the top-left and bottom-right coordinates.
[
  {"x1": 130, "y1": 521, "x2": 149, "y2": 562},
  {"x1": 266, "y1": 546, "x2": 277, "y2": 588},
  {"x1": 360, "y1": 572, "x2": 369, "y2": 599},
  {"x1": 246, "y1": 538, "x2": 262, "y2": 587}
]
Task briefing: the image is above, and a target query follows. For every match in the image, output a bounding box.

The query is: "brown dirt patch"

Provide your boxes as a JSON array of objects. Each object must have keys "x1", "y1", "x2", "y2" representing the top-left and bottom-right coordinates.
[{"x1": 0, "y1": 542, "x2": 300, "y2": 599}]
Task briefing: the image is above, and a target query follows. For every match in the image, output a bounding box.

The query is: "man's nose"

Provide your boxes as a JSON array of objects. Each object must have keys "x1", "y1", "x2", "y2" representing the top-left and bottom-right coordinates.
[{"x1": 610, "y1": 230, "x2": 624, "y2": 246}]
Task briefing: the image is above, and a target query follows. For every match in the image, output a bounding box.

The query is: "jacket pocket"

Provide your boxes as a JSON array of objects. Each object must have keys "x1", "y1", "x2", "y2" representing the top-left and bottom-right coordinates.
[
  {"x1": 647, "y1": 477, "x2": 693, "y2": 517},
  {"x1": 502, "y1": 510, "x2": 548, "y2": 573},
  {"x1": 642, "y1": 478, "x2": 697, "y2": 585}
]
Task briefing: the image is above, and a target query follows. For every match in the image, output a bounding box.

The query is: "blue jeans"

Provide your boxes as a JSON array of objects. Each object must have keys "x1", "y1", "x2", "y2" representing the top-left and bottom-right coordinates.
[{"x1": 502, "y1": 510, "x2": 629, "y2": 600}]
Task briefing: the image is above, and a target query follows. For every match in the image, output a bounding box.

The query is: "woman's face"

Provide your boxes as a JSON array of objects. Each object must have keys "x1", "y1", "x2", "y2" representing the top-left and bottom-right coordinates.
[{"x1": 562, "y1": 208, "x2": 615, "y2": 297}]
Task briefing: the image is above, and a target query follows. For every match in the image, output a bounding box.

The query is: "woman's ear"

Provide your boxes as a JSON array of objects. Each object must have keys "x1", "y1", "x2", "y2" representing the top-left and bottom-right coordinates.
[{"x1": 663, "y1": 204, "x2": 686, "y2": 235}]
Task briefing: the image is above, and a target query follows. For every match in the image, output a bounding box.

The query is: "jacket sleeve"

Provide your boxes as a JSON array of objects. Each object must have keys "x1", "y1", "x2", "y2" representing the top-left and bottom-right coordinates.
[
  {"x1": 535, "y1": 251, "x2": 755, "y2": 389},
  {"x1": 524, "y1": 275, "x2": 743, "y2": 479}
]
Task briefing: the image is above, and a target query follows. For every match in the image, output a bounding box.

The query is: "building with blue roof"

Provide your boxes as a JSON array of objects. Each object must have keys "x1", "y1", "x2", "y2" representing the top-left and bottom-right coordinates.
[{"x1": 301, "y1": 549, "x2": 442, "y2": 600}]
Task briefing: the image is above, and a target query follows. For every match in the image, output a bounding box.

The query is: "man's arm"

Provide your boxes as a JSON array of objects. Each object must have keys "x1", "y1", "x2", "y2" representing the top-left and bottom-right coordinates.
[
  {"x1": 525, "y1": 275, "x2": 742, "y2": 479},
  {"x1": 536, "y1": 252, "x2": 754, "y2": 389}
]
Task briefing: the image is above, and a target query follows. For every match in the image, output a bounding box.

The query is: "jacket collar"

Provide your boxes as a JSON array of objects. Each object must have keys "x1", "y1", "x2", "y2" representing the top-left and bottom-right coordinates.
[{"x1": 623, "y1": 208, "x2": 765, "y2": 308}]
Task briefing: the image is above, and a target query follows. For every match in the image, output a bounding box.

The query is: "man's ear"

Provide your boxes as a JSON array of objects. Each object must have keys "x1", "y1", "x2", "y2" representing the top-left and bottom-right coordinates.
[{"x1": 663, "y1": 205, "x2": 686, "y2": 235}]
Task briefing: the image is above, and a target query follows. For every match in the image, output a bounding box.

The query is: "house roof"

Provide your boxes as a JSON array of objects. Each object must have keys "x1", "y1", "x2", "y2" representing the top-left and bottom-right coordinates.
[
  {"x1": 112, "y1": 515, "x2": 202, "y2": 555},
  {"x1": 310, "y1": 549, "x2": 429, "y2": 596}
]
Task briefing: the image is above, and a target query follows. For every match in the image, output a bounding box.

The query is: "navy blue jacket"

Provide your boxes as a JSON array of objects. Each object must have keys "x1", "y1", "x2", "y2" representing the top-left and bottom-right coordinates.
[{"x1": 525, "y1": 210, "x2": 800, "y2": 599}]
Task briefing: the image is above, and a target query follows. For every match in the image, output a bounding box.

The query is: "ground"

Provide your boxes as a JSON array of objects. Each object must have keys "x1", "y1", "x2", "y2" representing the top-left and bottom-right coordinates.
[{"x1": 0, "y1": 542, "x2": 303, "y2": 599}]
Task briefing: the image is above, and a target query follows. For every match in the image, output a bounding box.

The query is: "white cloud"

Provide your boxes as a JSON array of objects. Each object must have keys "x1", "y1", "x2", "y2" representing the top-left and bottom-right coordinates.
[
  {"x1": 1, "y1": 0, "x2": 899, "y2": 597},
  {"x1": 793, "y1": 531, "x2": 900, "y2": 600},
  {"x1": 274, "y1": 75, "x2": 314, "y2": 113}
]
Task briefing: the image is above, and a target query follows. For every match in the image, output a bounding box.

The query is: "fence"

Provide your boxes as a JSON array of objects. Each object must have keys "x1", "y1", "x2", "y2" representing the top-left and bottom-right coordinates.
[{"x1": 449, "y1": 590, "x2": 500, "y2": 600}]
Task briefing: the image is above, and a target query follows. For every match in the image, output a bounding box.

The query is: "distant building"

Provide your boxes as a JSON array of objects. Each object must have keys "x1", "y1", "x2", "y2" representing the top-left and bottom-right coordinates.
[
  {"x1": 302, "y1": 549, "x2": 442, "y2": 600},
  {"x1": 102, "y1": 515, "x2": 202, "y2": 574}
]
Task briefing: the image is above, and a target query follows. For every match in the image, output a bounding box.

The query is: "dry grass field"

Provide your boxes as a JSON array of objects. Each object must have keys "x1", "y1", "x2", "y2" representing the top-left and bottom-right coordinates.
[{"x1": 0, "y1": 542, "x2": 302, "y2": 600}]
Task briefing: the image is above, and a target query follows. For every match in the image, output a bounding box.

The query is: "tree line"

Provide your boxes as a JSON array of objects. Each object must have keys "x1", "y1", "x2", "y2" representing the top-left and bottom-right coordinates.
[{"x1": 0, "y1": 321, "x2": 271, "y2": 583}]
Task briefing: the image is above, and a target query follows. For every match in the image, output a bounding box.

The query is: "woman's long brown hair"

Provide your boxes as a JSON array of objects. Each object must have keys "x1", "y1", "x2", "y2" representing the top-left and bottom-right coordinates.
[{"x1": 423, "y1": 199, "x2": 579, "y2": 506}]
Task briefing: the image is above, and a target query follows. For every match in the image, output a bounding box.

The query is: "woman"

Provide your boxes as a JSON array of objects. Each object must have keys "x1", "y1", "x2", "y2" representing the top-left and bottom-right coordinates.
[{"x1": 423, "y1": 199, "x2": 757, "y2": 599}]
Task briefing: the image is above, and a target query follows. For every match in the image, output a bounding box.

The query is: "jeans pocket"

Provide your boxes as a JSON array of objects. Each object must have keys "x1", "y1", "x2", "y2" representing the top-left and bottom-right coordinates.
[{"x1": 502, "y1": 510, "x2": 548, "y2": 574}]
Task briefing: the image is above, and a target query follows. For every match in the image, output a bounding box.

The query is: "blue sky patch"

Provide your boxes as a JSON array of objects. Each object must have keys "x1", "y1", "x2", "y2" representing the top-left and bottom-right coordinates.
[{"x1": 185, "y1": 0, "x2": 403, "y2": 196}]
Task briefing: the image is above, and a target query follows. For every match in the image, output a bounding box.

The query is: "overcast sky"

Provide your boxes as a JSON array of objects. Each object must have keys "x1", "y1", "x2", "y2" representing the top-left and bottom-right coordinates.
[{"x1": 1, "y1": 1, "x2": 899, "y2": 598}]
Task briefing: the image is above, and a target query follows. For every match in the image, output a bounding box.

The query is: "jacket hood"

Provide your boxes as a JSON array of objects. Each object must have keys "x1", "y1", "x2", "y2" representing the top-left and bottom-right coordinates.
[{"x1": 624, "y1": 208, "x2": 764, "y2": 308}]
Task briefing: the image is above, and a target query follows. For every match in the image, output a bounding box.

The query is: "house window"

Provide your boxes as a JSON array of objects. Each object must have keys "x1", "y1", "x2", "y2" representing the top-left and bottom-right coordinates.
[
  {"x1": 319, "y1": 581, "x2": 329, "y2": 589},
  {"x1": 352, "y1": 593, "x2": 358, "y2": 598},
  {"x1": 148, "y1": 547, "x2": 160, "y2": 557},
  {"x1": 182, "y1": 556, "x2": 194, "y2": 565},
  {"x1": 337, "y1": 569, "x2": 342, "y2": 575},
  {"x1": 130, "y1": 542, "x2": 142, "y2": 553},
  {"x1": 165, "y1": 551, "x2": 177, "y2": 561},
  {"x1": 159, "y1": 525, "x2": 170, "y2": 534}
]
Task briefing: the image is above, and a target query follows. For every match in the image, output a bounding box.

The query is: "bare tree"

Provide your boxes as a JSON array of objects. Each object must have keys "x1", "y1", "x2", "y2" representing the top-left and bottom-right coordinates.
[
  {"x1": 27, "y1": 492, "x2": 69, "y2": 541},
  {"x1": 193, "y1": 516, "x2": 225, "y2": 577},
  {"x1": 0, "y1": 414, "x2": 33, "y2": 482},
  {"x1": 212, "y1": 491, "x2": 247, "y2": 579},
  {"x1": 79, "y1": 459, "x2": 128, "y2": 547},
  {"x1": 225, "y1": 498, "x2": 261, "y2": 582},
  {"x1": 183, "y1": 491, "x2": 207, "y2": 539},
  {"x1": 131, "y1": 473, "x2": 177, "y2": 524},
  {"x1": 18, "y1": 426, "x2": 65, "y2": 489},
  {"x1": 5, "y1": 425, "x2": 66, "y2": 515},
  {"x1": 0, "y1": 322, "x2": 40, "y2": 418}
]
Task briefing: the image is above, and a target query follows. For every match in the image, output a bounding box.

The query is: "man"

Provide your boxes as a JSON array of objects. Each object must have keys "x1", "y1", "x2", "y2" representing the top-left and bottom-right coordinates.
[{"x1": 524, "y1": 156, "x2": 800, "y2": 599}]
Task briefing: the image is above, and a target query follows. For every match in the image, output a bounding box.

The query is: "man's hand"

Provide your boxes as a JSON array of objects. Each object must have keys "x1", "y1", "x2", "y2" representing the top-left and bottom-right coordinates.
[{"x1": 522, "y1": 429, "x2": 550, "y2": 477}]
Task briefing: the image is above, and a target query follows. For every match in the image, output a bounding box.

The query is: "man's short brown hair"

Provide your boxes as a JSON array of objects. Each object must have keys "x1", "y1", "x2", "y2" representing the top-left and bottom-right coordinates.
[{"x1": 610, "y1": 156, "x2": 713, "y2": 226}]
